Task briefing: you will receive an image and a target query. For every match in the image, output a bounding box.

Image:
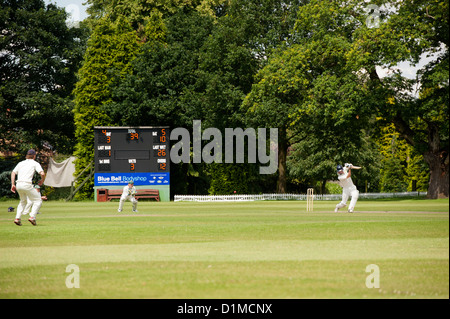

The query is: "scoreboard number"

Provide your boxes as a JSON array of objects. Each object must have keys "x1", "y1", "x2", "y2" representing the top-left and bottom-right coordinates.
[
  {"x1": 128, "y1": 159, "x2": 136, "y2": 171},
  {"x1": 95, "y1": 126, "x2": 170, "y2": 173},
  {"x1": 126, "y1": 129, "x2": 140, "y2": 141}
]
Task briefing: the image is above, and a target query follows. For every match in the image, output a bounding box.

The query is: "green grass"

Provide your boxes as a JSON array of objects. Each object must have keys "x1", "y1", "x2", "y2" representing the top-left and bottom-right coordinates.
[{"x1": 0, "y1": 199, "x2": 448, "y2": 299}]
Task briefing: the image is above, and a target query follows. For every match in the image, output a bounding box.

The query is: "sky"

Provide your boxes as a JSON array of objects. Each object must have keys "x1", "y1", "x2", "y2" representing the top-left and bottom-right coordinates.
[{"x1": 44, "y1": 0, "x2": 89, "y2": 22}]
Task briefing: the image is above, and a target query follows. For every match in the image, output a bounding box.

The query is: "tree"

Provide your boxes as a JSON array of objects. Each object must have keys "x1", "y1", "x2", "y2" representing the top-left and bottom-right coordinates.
[
  {"x1": 103, "y1": 7, "x2": 213, "y2": 128},
  {"x1": 74, "y1": 1, "x2": 212, "y2": 198},
  {"x1": 196, "y1": 0, "x2": 306, "y2": 194},
  {"x1": 244, "y1": 0, "x2": 449, "y2": 198},
  {"x1": 346, "y1": 0, "x2": 449, "y2": 198},
  {"x1": 103, "y1": 1, "x2": 304, "y2": 195},
  {"x1": 0, "y1": 0, "x2": 88, "y2": 155},
  {"x1": 405, "y1": 153, "x2": 429, "y2": 192},
  {"x1": 376, "y1": 124, "x2": 409, "y2": 192},
  {"x1": 376, "y1": 122, "x2": 430, "y2": 192},
  {"x1": 72, "y1": 15, "x2": 143, "y2": 198},
  {"x1": 243, "y1": 33, "x2": 373, "y2": 192}
]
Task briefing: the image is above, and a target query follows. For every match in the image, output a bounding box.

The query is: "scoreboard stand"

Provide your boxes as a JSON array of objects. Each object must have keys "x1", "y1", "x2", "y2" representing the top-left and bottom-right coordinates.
[{"x1": 93, "y1": 126, "x2": 170, "y2": 202}]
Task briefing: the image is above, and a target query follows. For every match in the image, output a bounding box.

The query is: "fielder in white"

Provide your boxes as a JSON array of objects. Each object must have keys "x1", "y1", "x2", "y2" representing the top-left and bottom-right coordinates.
[
  {"x1": 118, "y1": 181, "x2": 138, "y2": 213},
  {"x1": 335, "y1": 163, "x2": 361, "y2": 213},
  {"x1": 23, "y1": 185, "x2": 47, "y2": 216},
  {"x1": 11, "y1": 149, "x2": 46, "y2": 226}
]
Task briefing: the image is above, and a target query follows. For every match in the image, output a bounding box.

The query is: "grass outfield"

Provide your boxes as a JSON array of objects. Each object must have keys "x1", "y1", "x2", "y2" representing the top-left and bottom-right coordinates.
[{"x1": 0, "y1": 199, "x2": 448, "y2": 299}]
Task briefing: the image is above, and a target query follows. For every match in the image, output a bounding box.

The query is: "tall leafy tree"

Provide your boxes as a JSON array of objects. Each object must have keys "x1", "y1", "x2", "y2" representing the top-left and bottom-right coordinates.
[
  {"x1": 103, "y1": 7, "x2": 213, "y2": 128},
  {"x1": 103, "y1": 0, "x2": 305, "y2": 195},
  {"x1": 0, "y1": 0, "x2": 88, "y2": 154},
  {"x1": 199, "y1": 0, "x2": 305, "y2": 194},
  {"x1": 243, "y1": 34, "x2": 373, "y2": 192},
  {"x1": 377, "y1": 124, "x2": 410, "y2": 192},
  {"x1": 244, "y1": 0, "x2": 448, "y2": 198},
  {"x1": 73, "y1": 1, "x2": 208, "y2": 198},
  {"x1": 376, "y1": 122, "x2": 429, "y2": 192},
  {"x1": 72, "y1": 15, "x2": 144, "y2": 199},
  {"x1": 101, "y1": 7, "x2": 215, "y2": 196},
  {"x1": 347, "y1": 0, "x2": 449, "y2": 198}
]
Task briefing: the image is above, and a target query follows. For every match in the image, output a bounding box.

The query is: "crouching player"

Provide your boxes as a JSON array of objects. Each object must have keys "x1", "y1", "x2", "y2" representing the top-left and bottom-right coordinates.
[
  {"x1": 335, "y1": 163, "x2": 361, "y2": 213},
  {"x1": 118, "y1": 181, "x2": 138, "y2": 213}
]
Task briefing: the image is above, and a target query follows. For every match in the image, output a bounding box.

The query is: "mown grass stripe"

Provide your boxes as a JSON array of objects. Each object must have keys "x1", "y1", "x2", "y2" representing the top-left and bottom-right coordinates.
[{"x1": 1, "y1": 238, "x2": 447, "y2": 268}]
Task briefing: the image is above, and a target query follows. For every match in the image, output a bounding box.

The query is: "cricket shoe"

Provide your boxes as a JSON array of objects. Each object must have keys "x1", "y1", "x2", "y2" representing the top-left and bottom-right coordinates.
[
  {"x1": 348, "y1": 209, "x2": 354, "y2": 213},
  {"x1": 28, "y1": 218, "x2": 37, "y2": 226},
  {"x1": 334, "y1": 207, "x2": 339, "y2": 213},
  {"x1": 14, "y1": 219, "x2": 22, "y2": 226},
  {"x1": 132, "y1": 210, "x2": 138, "y2": 213},
  {"x1": 118, "y1": 209, "x2": 123, "y2": 213}
]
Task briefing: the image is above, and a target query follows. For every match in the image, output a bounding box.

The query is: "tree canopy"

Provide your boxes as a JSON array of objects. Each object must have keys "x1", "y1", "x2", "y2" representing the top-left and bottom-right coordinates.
[
  {"x1": 0, "y1": 0, "x2": 88, "y2": 154},
  {"x1": 243, "y1": 0, "x2": 448, "y2": 198},
  {"x1": 2, "y1": 0, "x2": 447, "y2": 199}
]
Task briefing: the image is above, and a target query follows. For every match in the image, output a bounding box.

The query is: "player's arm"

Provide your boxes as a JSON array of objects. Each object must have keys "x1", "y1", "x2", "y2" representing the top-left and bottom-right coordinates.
[
  {"x1": 37, "y1": 171, "x2": 45, "y2": 186},
  {"x1": 346, "y1": 169, "x2": 351, "y2": 179},
  {"x1": 345, "y1": 163, "x2": 362, "y2": 170},
  {"x1": 11, "y1": 171, "x2": 17, "y2": 193}
]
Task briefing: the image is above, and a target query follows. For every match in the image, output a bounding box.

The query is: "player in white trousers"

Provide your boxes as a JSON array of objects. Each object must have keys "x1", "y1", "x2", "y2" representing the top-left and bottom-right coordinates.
[
  {"x1": 118, "y1": 181, "x2": 138, "y2": 213},
  {"x1": 23, "y1": 185, "x2": 47, "y2": 216},
  {"x1": 11, "y1": 149, "x2": 46, "y2": 226},
  {"x1": 335, "y1": 163, "x2": 361, "y2": 213}
]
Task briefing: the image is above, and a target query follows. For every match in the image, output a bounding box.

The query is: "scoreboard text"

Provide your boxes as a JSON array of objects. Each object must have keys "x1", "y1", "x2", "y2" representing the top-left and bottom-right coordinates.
[{"x1": 94, "y1": 126, "x2": 170, "y2": 186}]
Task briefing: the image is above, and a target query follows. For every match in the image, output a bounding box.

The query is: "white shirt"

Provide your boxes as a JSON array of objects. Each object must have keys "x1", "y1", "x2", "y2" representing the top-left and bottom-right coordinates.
[
  {"x1": 121, "y1": 185, "x2": 136, "y2": 197},
  {"x1": 13, "y1": 159, "x2": 44, "y2": 183},
  {"x1": 338, "y1": 168, "x2": 356, "y2": 190}
]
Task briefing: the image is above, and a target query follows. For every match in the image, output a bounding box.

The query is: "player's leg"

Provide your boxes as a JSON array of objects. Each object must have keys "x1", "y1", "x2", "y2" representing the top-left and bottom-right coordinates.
[
  {"x1": 335, "y1": 190, "x2": 349, "y2": 212},
  {"x1": 348, "y1": 189, "x2": 359, "y2": 213},
  {"x1": 28, "y1": 189, "x2": 43, "y2": 224},
  {"x1": 131, "y1": 197, "x2": 138, "y2": 212},
  {"x1": 118, "y1": 196, "x2": 126, "y2": 212},
  {"x1": 15, "y1": 196, "x2": 27, "y2": 219},
  {"x1": 14, "y1": 196, "x2": 26, "y2": 225},
  {"x1": 23, "y1": 198, "x2": 32, "y2": 216},
  {"x1": 14, "y1": 183, "x2": 30, "y2": 225}
]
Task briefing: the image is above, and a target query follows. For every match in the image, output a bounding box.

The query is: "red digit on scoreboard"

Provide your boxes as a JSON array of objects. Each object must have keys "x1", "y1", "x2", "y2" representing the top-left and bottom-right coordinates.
[{"x1": 157, "y1": 149, "x2": 166, "y2": 157}]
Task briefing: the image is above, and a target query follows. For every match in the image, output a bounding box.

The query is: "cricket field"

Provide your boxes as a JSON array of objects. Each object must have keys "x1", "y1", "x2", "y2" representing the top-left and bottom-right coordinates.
[{"x1": 0, "y1": 198, "x2": 448, "y2": 299}]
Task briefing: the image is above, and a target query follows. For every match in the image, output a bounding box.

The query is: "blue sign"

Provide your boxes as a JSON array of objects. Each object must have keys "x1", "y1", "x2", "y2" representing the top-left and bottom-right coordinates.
[{"x1": 94, "y1": 172, "x2": 170, "y2": 186}]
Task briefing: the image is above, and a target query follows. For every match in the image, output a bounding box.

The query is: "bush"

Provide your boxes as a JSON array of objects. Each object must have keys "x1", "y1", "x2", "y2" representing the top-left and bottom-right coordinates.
[{"x1": 0, "y1": 157, "x2": 19, "y2": 199}]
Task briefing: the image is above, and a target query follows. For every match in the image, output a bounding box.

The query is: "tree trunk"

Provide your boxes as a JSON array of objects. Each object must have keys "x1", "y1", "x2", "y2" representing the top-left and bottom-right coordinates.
[
  {"x1": 276, "y1": 128, "x2": 287, "y2": 193},
  {"x1": 321, "y1": 180, "x2": 327, "y2": 194},
  {"x1": 424, "y1": 150, "x2": 449, "y2": 199},
  {"x1": 423, "y1": 124, "x2": 449, "y2": 199},
  {"x1": 394, "y1": 116, "x2": 449, "y2": 199}
]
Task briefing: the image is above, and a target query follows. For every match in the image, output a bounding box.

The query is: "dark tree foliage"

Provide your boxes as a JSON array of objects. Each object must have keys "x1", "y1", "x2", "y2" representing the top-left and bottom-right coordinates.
[{"x1": 0, "y1": 0, "x2": 88, "y2": 155}]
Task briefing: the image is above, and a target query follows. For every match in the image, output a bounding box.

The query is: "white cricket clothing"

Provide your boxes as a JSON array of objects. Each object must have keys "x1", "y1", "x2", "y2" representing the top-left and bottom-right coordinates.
[
  {"x1": 13, "y1": 159, "x2": 44, "y2": 219},
  {"x1": 121, "y1": 185, "x2": 137, "y2": 197},
  {"x1": 23, "y1": 186, "x2": 42, "y2": 215},
  {"x1": 13, "y1": 159, "x2": 43, "y2": 183},
  {"x1": 336, "y1": 168, "x2": 359, "y2": 212},
  {"x1": 118, "y1": 185, "x2": 138, "y2": 212},
  {"x1": 337, "y1": 168, "x2": 356, "y2": 190}
]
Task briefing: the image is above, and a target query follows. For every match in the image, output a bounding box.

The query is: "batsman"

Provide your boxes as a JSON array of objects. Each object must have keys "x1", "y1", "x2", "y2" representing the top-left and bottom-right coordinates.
[{"x1": 335, "y1": 163, "x2": 361, "y2": 213}]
